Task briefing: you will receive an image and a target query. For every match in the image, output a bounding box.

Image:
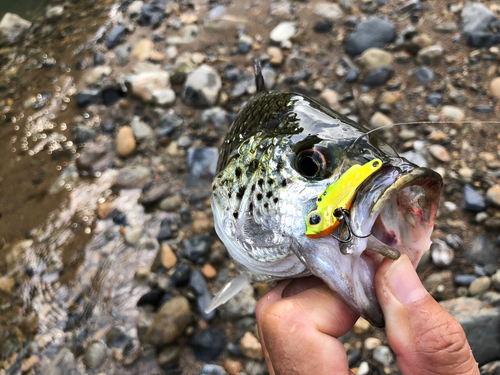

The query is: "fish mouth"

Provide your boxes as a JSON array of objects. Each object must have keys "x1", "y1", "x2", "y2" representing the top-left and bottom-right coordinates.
[
  {"x1": 342, "y1": 166, "x2": 442, "y2": 326},
  {"x1": 299, "y1": 165, "x2": 442, "y2": 327}
]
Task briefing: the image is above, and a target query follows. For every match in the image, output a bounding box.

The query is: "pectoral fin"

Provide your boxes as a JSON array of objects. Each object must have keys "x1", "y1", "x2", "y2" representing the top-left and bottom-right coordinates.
[{"x1": 205, "y1": 273, "x2": 251, "y2": 314}]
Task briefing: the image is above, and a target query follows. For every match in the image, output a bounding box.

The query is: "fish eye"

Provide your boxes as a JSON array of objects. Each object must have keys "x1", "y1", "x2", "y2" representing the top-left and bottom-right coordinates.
[{"x1": 295, "y1": 148, "x2": 327, "y2": 179}]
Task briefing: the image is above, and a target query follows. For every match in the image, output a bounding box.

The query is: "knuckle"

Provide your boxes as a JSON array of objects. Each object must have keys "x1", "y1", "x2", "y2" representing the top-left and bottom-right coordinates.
[{"x1": 261, "y1": 299, "x2": 305, "y2": 336}]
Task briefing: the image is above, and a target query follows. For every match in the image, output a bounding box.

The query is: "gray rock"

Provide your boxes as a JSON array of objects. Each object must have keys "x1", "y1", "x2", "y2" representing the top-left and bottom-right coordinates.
[
  {"x1": 130, "y1": 116, "x2": 153, "y2": 140},
  {"x1": 219, "y1": 283, "x2": 257, "y2": 319},
  {"x1": 125, "y1": 70, "x2": 171, "y2": 103},
  {"x1": 146, "y1": 296, "x2": 191, "y2": 346},
  {"x1": 469, "y1": 276, "x2": 491, "y2": 296},
  {"x1": 76, "y1": 143, "x2": 115, "y2": 175},
  {"x1": 152, "y1": 88, "x2": 176, "y2": 107},
  {"x1": 345, "y1": 17, "x2": 396, "y2": 56},
  {"x1": 201, "y1": 107, "x2": 228, "y2": 129},
  {"x1": 462, "y1": 184, "x2": 487, "y2": 212},
  {"x1": 0, "y1": 13, "x2": 31, "y2": 44},
  {"x1": 107, "y1": 25, "x2": 127, "y2": 49},
  {"x1": 84, "y1": 340, "x2": 107, "y2": 369},
  {"x1": 434, "y1": 22, "x2": 458, "y2": 33},
  {"x1": 72, "y1": 125, "x2": 97, "y2": 144},
  {"x1": 482, "y1": 291, "x2": 500, "y2": 307},
  {"x1": 159, "y1": 194, "x2": 183, "y2": 211},
  {"x1": 42, "y1": 348, "x2": 76, "y2": 375},
  {"x1": 187, "y1": 147, "x2": 218, "y2": 188},
  {"x1": 373, "y1": 345, "x2": 393, "y2": 366},
  {"x1": 269, "y1": 22, "x2": 297, "y2": 44},
  {"x1": 401, "y1": 151, "x2": 428, "y2": 168},
  {"x1": 461, "y1": 3, "x2": 497, "y2": 36},
  {"x1": 182, "y1": 65, "x2": 222, "y2": 108},
  {"x1": 189, "y1": 270, "x2": 216, "y2": 321},
  {"x1": 416, "y1": 45, "x2": 444, "y2": 65},
  {"x1": 105, "y1": 326, "x2": 131, "y2": 348},
  {"x1": 464, "y1": 235, "x2": 499, "y2": 265},
  {"x1": 136, "y1": 309, "x2": 155, "y2": 342},
  {"x1": 413, "y1": 66, "x2": 434, "y2": 85},
  {"x1": 113, "y1": 166, "x2": 151, "y2": 189},
  {"x1": 448, "y1": 89, "x2": 467, "y2": 104},
  {"x1": 199, "y1": 364, "x2": 228, "y2": 375},
  {"x1": 431, "y1": 239, "x2": 454, "y2": 267},
  {"x1": 440, "y1": 297, "x2": 500, "y2": 365}
]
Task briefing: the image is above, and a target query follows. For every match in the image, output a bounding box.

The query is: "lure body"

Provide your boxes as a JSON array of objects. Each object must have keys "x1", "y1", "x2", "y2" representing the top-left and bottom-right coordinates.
[{"x1": 306, "y1": 159, "x2": 382, "y2": 238}]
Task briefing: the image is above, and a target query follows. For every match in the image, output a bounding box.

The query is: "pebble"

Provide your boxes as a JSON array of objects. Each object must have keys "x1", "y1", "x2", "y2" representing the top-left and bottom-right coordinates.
[
  {"x1": 416, "y1": 45, "x2": 444, "y2": 65},
  {"x1": 219, "y1": 283, "x2": 257, "y2": 319},
  {"x1": 187, "y1": 147, "x2": 218, "y2": 188},
  {"x1": 345, "y1": 17, "x2": 396, "y2": 56},
  {"x1": 469, "y1": 276, "x2": 491, "y2": 296},
  {"x1": 370, "y1": 112, "x2": 393, "y2": 129},
  {"x1": 105, "y1": 326, "x2": 131, "y2": 348},
  {"x1": 319, "y1": 89, "x2": 341, "y2": 111},
  {"x1": 314, "y1": 20, "x2": 333, "y2": 33},
  {"x1": 189, "y1": 269, "x2": 215, "y2": 320},
  {"x1": 239, "y1": 332, "x2": 263, "y2": 359},
  {"x1": 448, "y1": 89, "x2": 467, "y2": 104},
  {"x1": 116, "y1": 126, "x2": 136, "y2": 157},
  {"x1": 357, "y1": 361, "x2": 370, "y2": 375},
  {"x1": 461, "y1": 3, "x2": 497, "y2": 36},
  {"x1": 72, "y1": 125, "x2": 97, "y2": 144},
  {"x1": 486, "y1": 185, "x2": 500, "y2": 208},
  {"x1": 426, "y1": 93, "x2": 443, "y2": 106},
  {"x1": 413, "y1": 66, "x2": 434, "y2": 85},
  {"x1": 157, "y1": 345, "x2": 181, "y2": 367},
  {"x1": 353, "y1": 317, "x2": 371, "y2": 334},
  {"x1": 84, "y1": 340, "x2": 107, "y2": 369},
  {"x1": 481, "y1": 361, "x2": 500, "y2": 375},
  {"x1": 462, "y1": 185, "x2": 487, "y2": 213},
  {"x1": 363, "y1": 66, "x2": 394, "y2": 87},
  {"x1": 182, "y1": 65, "x2": 222, "y2": 108},
  {"x1": 191, "y1": 328, "x2": 227, "y2": 362},
  {"x1": 161, "y1": 244, "x2": 177, "y2": 269},
  {"x1": 0, "y1": 276, "x2": 15, "y2": 295},
  {"x1": 364, "y1": 337, "x2": 381, "y2": 350},
  {"x1": 464, "y1": 235, "x2": 499, "y2": 265},
  {"x1": 125, "y1": 70, "x2": 171, "y2": 103},
  {"x1": 269, "y1": 22, "x2": 296, "y2": 45},
  {"x1": 431, "y1": 239, "x2": 454, "y2": 267},
  {"x1": 224, "y1": 358, "x2": 242, "y2": 375},
  {"x1": 107, "y1": 25, "x2": 127, "y2": 49},
  {"x1": 130, "y1": 116, "x2": 153, "y2": 140},
  {"x1": 455, "y1": 274, "x2": 478, "y2": 287},
  {"x1": 441, "y1": 297, "x2": 500, "y2": 365},
  {"x1": 313, "y1": 3, "x2": 344, "y2": 20},
  {"x1": 373, "y1": 345, "x2": 393, "y2": 366},
  {"x1": 113, "y1": 166, "x2": 150, "y2": 189},
  {"x1": 199, "y1": 364, "x2": 228, "y2": 375},
  {"x1": 434, "y1": 22, "x2": 458, "y2": 34},
  {"x1": 146, "y1": 296, "x2": 191, "y2": 346},
  {"x1": 428, "y1": 144, "x2": 450, "y2": 162},
  {"x1": 137, "y1": 2, "x2": 165, "y2": 28},
  {"x1": 127, "y1": 1, "x2": 144, "y2": 16},
  {"x1": 267, "y1": 46, "x2": 283, "y2": 66},
  {"x1": 86, "y1": 66, "x2": 111, "y2": 86},
  {"x1": 21, "y1": 355, "x2": 40, "y2": 372},
  {"x1": 347, "y1": 348, "x2": 361, "y2": 366},
  {"x1": 125, "y1": 227, "x2": 143, "y2": 245},
  {"x1": 131, "y1": 39, "x2": 154, "y2": 61},
  {"x1": 492, "y1": 271, "x2": 500, "y2": 291},
  {"x1": 490, "y1": 77, "x2": 500, "y2": 99},
  {"x1": 202, "y1": 264, "x2": 217, "y2": 279},
  {"x1": 0, "y1": 13, "x2": 32, "y2": 44},
  {"x1": 440, "y1": 105, "x2": 465, "y2": 121},
  {"x1": 159, "y1": 194, "x2": 182, "y2": 212},
  {"x1": 358, "y1": 48, "x2": 393, "y2": 78}
]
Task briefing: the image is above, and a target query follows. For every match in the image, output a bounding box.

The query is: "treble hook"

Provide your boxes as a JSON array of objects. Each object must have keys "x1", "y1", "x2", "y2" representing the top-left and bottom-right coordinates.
[{"x1": 331, "y1": 208, "x2": 372, "y2": 244}]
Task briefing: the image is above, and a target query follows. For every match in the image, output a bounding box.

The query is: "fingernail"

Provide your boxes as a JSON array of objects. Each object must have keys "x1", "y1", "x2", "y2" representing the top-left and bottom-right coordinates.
[{"x1": 386, "y1": 254, "x2": 428, "y2": 305}]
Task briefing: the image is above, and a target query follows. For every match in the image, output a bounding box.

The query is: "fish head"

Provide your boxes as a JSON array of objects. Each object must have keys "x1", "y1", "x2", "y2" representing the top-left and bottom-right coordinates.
[{"x1": 212, "y1": 91, "x2": 442, "y2": 327}]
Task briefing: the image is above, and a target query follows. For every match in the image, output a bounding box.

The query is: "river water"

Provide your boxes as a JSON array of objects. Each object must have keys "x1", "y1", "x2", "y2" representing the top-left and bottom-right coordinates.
[{"x1": 0, "y1": 0, "x2": 53, "y2": 21}]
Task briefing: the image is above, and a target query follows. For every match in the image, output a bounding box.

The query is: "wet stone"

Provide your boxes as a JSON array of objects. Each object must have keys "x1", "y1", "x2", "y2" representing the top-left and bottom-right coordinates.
[
  {"x1": 182, "y1": 234, "x2": 211, "y2": 264},
  {"x1": 137, "y1": 2, "x2": 165, "y2": 28},
  {"x1": 446, "y1": 234, "x2": 463, "y2": 250},
  {"x1": 84, "y1": 340, "x2": 107, "y2": 369},
  {"x1": 413, "y1": 66, "x2": 434, "y2": 85},
  {"x1": 105, "y1": 326, "x2": 131, "y2": 348},
  {"x1": 158, "y1": 345, "x2": 181, "y2": 368},
  {"x1": 190, "y1": 270, "x2": 215, "y2": 321},
  {"x1": 441, "y1": 297, "x2": 500, "y2": 365},
  {"x1": 373, "y1": 345, "x2": 393, "y2": 366},
  {"x1": 469, "y1": 276, "x2": 491, "y2": 296},
  {"x1": 182, "y1": 65, "x2": 222, "y2": 108},
  {"x1": 199, "y1": 364, "x2": 228, "y2": 375},
  {"x1": 171, "y1": 263, "x2": 191, "y2": 287},
  {"x1": 431, "y1": 239, "x2": 454, "y2": 267},
  {"x1": 464, "y1": 235, "x2": 499, "y2": 265},
  {"x1": 147, "y1": 296, "x2": 191, "y2": 346},
  {"x1": 140, "y1": 182, "x2": 170, "y2": 207},
  {"x1": 137, "y1": 289, "x2": 166, "y2": 310},
  {"x1": 76, "y1": 143, "x2": 115, "y2": 175},
  {"x1": 72, "y1": 125, "x2": 97, "y2": 144},
  {"x1": 107, "y1": 25, "x2": 127, "y2": 49},
  {"x1": 136, "y1": 309, "x2": 156, "y2": 342},
  {"x1": 157, "y1": 218, "x2": 173, "y2": 242},
  {"x1": 187, "y1": 147, "x2": 218, "y2": 188},
  {"x1": 345, "y1": 17, "x2": 396, "y2": 56},
  {"x1": 190, "y1": 328, "x2": 227, "y2": 362},
  {"x1": 116, "y1": 126, "x2": 136, "y2": 157},
  {"x1": 94, "y1": 52, "x2": 106, "y2": 66},
  {"x1": 76, "y1": 90, "x2": 102, "y2": 107},
  {"x1": 462, "y1": 184, "x2": 487, "y2": 212},
  {"x1": 0, "y1": 13, "x2": 31, "y2": 44}
]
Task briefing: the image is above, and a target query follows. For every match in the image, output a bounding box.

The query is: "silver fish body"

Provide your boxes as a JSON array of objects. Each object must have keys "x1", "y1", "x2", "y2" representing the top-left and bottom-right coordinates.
[{"x1": 211, "y1": 90, "x2": 442, "y2": 327}]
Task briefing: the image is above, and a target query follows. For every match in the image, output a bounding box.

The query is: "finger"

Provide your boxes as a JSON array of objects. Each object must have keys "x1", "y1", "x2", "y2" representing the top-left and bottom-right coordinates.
[
  {"x1": 375, "y1": 255, "x2": 479, "y2": 375},
  {"x1": 256, "y1": 280, "x2": 291, "y2": 375},
  {"x1": 259, "y1": 283, "x2": 359, "y2": 375},
  {"x1": 281, "y1": 276, "x2": 325, "y2": 298}
]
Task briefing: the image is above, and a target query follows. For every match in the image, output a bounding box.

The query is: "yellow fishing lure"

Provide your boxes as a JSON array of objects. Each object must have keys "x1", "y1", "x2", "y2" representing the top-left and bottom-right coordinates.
[{"x1": 305, "y1": 159, "x2": 383, "y2": 238}]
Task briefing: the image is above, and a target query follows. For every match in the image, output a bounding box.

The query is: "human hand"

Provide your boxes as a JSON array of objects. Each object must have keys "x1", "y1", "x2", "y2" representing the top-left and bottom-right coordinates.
[{"x1": 255, "y1": 254, "x2": 479, "y2": 375}]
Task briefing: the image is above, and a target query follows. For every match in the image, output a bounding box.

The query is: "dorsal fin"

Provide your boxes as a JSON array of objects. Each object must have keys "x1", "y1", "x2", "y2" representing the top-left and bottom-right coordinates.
[{"x1": 254, "y1": 59, "x2": 266, "y2": 93}]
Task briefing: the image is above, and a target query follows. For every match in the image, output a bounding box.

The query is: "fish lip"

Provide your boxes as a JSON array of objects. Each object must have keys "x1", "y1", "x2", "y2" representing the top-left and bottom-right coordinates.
[{"x1": 346, "y1": 165, "x2": 443, "y2": 327}]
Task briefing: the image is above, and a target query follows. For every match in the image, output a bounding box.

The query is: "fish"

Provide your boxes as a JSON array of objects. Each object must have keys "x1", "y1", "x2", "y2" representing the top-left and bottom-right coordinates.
[{"x1": 207, "y1": 62, "x2": 442, "y2": 327}]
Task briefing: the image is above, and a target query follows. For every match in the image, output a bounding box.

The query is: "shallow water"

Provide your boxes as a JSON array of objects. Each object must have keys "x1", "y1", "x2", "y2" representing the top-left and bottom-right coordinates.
[{"x1": 0, "y1": 0, "x2": 53, "y2": 21}]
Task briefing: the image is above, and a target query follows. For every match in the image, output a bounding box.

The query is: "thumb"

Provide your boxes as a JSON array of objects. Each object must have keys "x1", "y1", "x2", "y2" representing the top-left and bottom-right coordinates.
[{"x1": 375, "y1": 255, "x2": 479, "y2": 375}]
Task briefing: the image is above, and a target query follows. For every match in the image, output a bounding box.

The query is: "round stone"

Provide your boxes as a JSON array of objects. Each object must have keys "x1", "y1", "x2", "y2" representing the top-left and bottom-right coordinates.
[
  {"x1": 84, "y1": 341, "x2": 107, "y2": 369},
  {"x1": 116, "y1": 126, "x2": 136, "y2": 157},
  {"x1": 469, "y1": 276, "x2": 491, "y2": 295},
  {"x1": 490, "y1": 77, "x2": 500, "y2": 99},
  {"x1": 373, "y1": 345, "x2": 393, "y2": 366}
]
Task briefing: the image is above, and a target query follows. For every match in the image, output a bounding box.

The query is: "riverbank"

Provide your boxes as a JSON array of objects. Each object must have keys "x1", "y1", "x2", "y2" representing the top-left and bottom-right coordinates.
[{"x1": 0, "y1": 0, "x2": 500, "y2": 374}]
